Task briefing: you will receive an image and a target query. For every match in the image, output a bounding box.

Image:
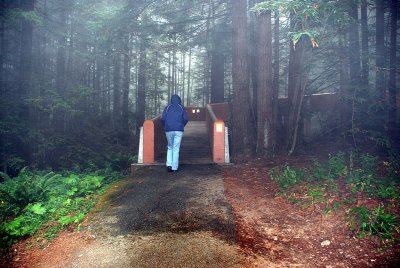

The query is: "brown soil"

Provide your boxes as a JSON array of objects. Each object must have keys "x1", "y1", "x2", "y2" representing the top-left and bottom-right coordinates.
[
  {"x1": 4, "y1": 158, "x2": 400, "y2": 268},
  {"x1": 223, "y1": 159, "x2": 400, "y2": 268}
]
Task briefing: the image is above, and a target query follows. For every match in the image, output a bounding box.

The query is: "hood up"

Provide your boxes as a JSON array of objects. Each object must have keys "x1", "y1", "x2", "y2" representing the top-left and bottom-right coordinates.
[{"x1": 171, "y1": 94, "x2": 182, "y2": 105}]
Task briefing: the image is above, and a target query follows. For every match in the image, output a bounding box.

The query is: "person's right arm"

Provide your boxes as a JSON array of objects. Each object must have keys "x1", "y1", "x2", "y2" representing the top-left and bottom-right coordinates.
[{"x1": 161, "y1": 106, "x2": 168, "y2": 126}]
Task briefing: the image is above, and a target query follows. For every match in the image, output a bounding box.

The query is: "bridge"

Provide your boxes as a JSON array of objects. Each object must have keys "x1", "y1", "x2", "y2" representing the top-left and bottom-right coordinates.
[
  {"x1": 136, "y1": 102, "x2": 231, "y2": 166},
  {"x1": 133, "y1": 93, "x2": 338, "y2": 168}
]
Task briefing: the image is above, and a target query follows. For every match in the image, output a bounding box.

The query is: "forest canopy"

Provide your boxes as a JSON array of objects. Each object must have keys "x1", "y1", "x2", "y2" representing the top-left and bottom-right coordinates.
[{"x1": 0, "y1": 0, "x2": 399, "y2": 173}]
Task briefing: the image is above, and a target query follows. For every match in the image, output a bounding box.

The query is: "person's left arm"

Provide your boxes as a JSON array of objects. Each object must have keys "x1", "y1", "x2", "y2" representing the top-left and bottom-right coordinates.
[{"x1": 182, "y1": 107, "x2": 189, "y2": 126}]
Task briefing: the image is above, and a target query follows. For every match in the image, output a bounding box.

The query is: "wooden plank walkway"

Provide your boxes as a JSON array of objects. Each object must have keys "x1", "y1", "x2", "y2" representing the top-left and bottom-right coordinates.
[{"x1": 156, "y1": 121, "x2": 213, "y2": 164}]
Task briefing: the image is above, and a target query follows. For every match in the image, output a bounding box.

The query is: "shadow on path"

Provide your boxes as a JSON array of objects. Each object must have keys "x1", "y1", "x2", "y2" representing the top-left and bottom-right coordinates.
[
  {"x1": 92, "y1": 164, "x2": 236, "y2": 243},
  {"x1": 46, "y1": 164, "x2": 249, "y2": 268}
]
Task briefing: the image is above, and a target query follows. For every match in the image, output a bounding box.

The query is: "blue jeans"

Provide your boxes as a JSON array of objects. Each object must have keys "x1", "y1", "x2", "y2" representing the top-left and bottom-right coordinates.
[{"x1": 165, "y1": 131, "x2": 183, "y2": 170}]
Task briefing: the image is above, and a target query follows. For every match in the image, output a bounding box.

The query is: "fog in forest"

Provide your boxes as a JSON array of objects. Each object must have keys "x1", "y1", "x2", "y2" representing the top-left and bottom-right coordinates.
[
  {"x1": 0, "y1": 0, "x2": 399, "y2": 172},
  {"x1": 1, "y1": 1, "x2": 400, "y2": 266}
]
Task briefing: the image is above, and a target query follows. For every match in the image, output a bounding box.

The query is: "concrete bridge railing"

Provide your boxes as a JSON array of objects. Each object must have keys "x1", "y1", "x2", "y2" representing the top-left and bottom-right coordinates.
[
  {"x1": 205, "y1": 103, "x2": 230, "y2": 164},
  {"x1": 137, "y1": 104, "x2": 230, "y2": 164},
  {"x1": 136, "y1": 93, "x2": 338, "y2": 166}
]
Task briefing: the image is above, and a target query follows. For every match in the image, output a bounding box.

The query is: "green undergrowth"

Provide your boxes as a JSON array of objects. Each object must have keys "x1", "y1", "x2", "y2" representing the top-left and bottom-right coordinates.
[
  {"x1": 269, "y1": 151, "x2": 400, "y2": 246},
  {"x1": 0, "y1": 167, "x2": 124, "y2": 253}
]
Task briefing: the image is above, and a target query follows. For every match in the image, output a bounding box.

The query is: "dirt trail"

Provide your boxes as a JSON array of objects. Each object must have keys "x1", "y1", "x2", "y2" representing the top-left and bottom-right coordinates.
[{"x1": 27, "y1": 165, "x2": 250, "y2": 268}]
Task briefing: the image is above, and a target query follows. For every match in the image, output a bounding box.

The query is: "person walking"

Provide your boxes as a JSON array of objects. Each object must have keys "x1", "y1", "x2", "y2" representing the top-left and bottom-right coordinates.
[{"x1": 161, "y1": 94, "x2": 189, "y2": 172}]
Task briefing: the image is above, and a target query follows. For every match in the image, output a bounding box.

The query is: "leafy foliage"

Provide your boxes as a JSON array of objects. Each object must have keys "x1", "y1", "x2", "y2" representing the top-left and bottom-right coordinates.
[
  {"x1": 269, "y1": 164, "x2": 306, "y2": 192},
  {"x1": 350, "y1": 206, "x2": 400, "y2": 245},
  {"x1": 268, "y1": 152, "x2": 400, "y2": 244},
  {"x1": 0, "y1": 168, "x2": 123, "y2": 250}
]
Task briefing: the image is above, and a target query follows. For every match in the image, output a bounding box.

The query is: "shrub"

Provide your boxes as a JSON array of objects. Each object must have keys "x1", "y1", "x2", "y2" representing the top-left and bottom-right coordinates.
[
  {"x1": 349, "y1": 206, "x2": 400, "y2": 244},
  {"x1": 0, "y1": 169, "x2": 61, "y2": 220},
  {"x1": 0, "y1": 168, "x2": 122, "y2": 250},
  {"x1": 269, "y1": 164, "x2": 306, "y2": 191},
  {"x1": 327, "y1": 152, "x2": 348, "y2": 179}
]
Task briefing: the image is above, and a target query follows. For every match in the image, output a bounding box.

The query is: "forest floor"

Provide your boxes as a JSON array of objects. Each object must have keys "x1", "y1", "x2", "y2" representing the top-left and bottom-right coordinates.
[{"x1": 5, "y1": 149, "x2": 400, "y2": 268}]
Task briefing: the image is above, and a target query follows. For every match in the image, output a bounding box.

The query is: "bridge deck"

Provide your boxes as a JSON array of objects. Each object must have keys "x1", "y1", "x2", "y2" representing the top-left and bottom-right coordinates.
[{"x1": 156, "y1": 121, "x2": 213, "y2": 164}]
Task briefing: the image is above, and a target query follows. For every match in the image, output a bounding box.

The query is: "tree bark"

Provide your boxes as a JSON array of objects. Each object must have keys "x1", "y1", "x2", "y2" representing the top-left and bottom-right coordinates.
[
  {"x1": 113, "y1": 49, "x2": 122, "y2": 123},
  {"x1": 249, "y1": 0, "x2": 258, "y2": 119},
  {"x1": 286, "y1": 9, "x2": 311, "y2": 153},
  {"x1": 94, "y1": 53, "x2": 103, "y2": 115},
  {"x1": 348, "y1": 0, "x2": 361, "y2": 92},
  {"x1": 287, "y1": 35, "x2": 309, "y2": 155},
  {"x1": 18, "y1": 0, "x2": 35, "y2": 163},
  {"x1": 181, "y1": 51, "x2": 185, "y2": 104},
  {"x1": 187, "y1": 48, "x2": 192, "y2": 106},
  {"x1": 361, "y1": 0, "x2": 369, "y2": 87},
  {"x1": 272, "y1": 11, "x2": 280, "y2": 155},
  {"x1": 256, "y1": 10, "x2": 273, "y2": 156},
  {"x1": 122, "y1": 37, "x2": 131, "y2": 145},
  {"x1": 167, "y1": 51, "x2": 171, "y2": 102},
  {"x1": 18, "y1": 0, "x2": 35, "y2": 95},
  {"x1": 375, "y1": 0, "x2": 385, "y2": 98},
  {"x1": 0, "y1": 0, "x2": 5, "y2": 95},
  {"x1": 136, "y1": 39, "x2": 147, "y2": 133},
  {"x1": 56, "y1": 2, "x2": 67, "y2": 93},
  {"x1": 388, "y1": 0, "x2": 398, "y2": 138},
  {"x1": 338, "y1": 32, "x2": 350, "y2": 135},
  {"x1": 210, "y1": 27, "x2": 225, "y2": 103},
  {"x1": 232, "y1": 0, "x2": 255, "y2": 160}
]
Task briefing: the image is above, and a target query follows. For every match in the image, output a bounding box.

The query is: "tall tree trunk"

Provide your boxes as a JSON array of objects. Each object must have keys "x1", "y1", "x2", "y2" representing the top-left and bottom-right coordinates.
[
  {"x1": 18, "y1": 0, "x2": 35, "y2": 163},
  {"x1": 105, "y1": 52, "x2": 111, "y2": 116},
  {"x1": 210, "y1": 28, "x2": 225, "y2": 103},
  {"x1": 272, "y1": 11, "x2": 280, "y2": 155},
  {"x1": 339, "y1": 32, "x2": 350, "y2": 135},
  {"x1": 388, "y1": 0, "x2": 398, "y2": 138},
  {"x1": 18, "y1": 0, "x2": 35, "y2": 95},
  {"x1": 249, "y1": 0, "x2": 258, "y2": 118},
  {"x1": 122, "y1": 37, "x2": 131, "y2": 145},
  {"x1": 203, "y1": 54, "x2": 210, "y2": 106},
  {"x1": 94, "y1": 54, "x2": 103, "y2": 115},
  {"x1": 167, "y1": 51, "x2": 171, "y2": 102},
  {"x1": 375, "y1": 0, "x2": 385, "y2": 98},
  {"x1": 349, "y1": 0, "x2": 362, "y2": 92},
  {"x1": 361, "y1": 0, "x2": 369, "y2": 87},
  {"x1": 181, "y1": 51, "x2": 185, "y2": 104},
  {"x1": 187, "y1": 48, "x2": 192, "y2": 106},
  {"x1": 232, "y1": 0, "x2": 255, "y2": 160},
  {"x1": 172, "y1": 45, "x2": 176, "y2": 94},
  {"x1": 136, "y1": 39, "x2": 147, "y2": 133},
  {"x1": 56, "y1": 3, "x2": 67, "y2": 93},
  {"x1": 287, "y1": 35, "x2": 309, "y2": 155},
  {"x1": 0, "y1": 0, "x2": 5, "y2": 95},
  {"x1": 154, "y1": 53, "x2": 159, "y2": 116},
  {"x1": 286, "y1": 11, "x2": 310, "y2": 154},
  {"x1": 256, "y1": 10, "x2": 273, "y2": 157},
  {"x1": 113, "y1": 50, "x2": 122, "y2": 124}
]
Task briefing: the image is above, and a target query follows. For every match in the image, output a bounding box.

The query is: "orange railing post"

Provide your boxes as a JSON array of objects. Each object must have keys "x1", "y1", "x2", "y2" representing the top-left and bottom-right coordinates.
[
  {"x1": 206, "y1": 103, "x2": 230, "y2": 164},
  {"x1": 213, "y1": 120, "x2": 225, "y2": 163},
  {"x1": 142, "y1": 120, "x2": 155, "y2": 163},
  {"x1": 138, "y1": 103, "x2": 230, "y2": 165}
]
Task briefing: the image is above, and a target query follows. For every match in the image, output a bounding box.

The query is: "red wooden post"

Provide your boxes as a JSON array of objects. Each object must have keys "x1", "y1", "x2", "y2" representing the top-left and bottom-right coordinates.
[
  {"x1": 143, "y1": 120, "x2": 155, "y2": 163},
  {"x1": 213, "y1": 120, "x2": 225, "y2": 163}
]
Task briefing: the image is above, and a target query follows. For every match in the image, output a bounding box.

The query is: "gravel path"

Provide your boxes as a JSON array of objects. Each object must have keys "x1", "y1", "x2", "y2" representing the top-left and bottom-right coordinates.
[{"x1": 43, "y1": 165, "x2": 248, "y2": 268}]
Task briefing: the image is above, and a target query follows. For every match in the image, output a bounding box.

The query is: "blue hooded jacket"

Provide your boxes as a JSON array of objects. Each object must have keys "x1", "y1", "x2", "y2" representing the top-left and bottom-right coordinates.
[{"x1": 161, "y1": 95, "x2": 189, "y2": 132}]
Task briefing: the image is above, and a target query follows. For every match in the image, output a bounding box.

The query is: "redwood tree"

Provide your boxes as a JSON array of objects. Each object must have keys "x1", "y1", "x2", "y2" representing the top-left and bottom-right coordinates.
[
  {"x1": 255, "y1": 9, "x2": 273, "y2": 156},
  {"x1": 388, "y1": 0, "x2": 398, "y2": 138},
  {"x1": 375, "y1": 0, "x2": 385, "y2": 98},
  {"x1": 231, "y1": 0, "x2": 255, "y2": 159}
]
